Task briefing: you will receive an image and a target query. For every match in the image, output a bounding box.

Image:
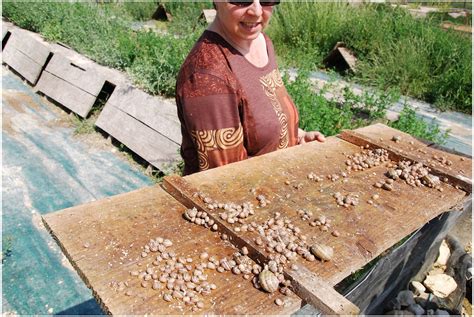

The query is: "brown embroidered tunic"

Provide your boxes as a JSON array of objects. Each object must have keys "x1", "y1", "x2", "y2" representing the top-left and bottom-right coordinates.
[{"x1": 176, "y1": 30, "x2": 299, "y2": 175}]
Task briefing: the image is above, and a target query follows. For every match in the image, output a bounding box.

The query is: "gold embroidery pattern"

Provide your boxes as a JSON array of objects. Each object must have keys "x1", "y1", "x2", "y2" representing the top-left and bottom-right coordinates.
[
  {"x1": 259, "y1": 69, "x2": 288, "y2": 149},
  {"x1": 192, "y1": 125, "x2": 244, "y2": 170}
]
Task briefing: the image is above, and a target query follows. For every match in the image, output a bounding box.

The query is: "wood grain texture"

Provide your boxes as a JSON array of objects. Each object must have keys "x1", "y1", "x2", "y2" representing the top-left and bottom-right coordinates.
[
  {"x1": 42, "y1": 53, "x2": 105, "y2": 96},
  {"x1": 5, "y1": 29, "x2": 50, "y2": 65},
  {"x1": 106, "y1": 85, "x2": 182, "y2": 144},
  {"x1": 2, "y1": 44, "x2": 43, "y2": 84},
  {"x1": 35, "y1": 71, "x2": 97, "y2": 118},
  {"x1": 163, "y1": 175, "x2": 360, "y2": 315},
  {"x1": 42, "y1": 186, "x2": 302, "y2": 315},
  {"x1": 95, "y1": 102, "x2": 181, "y2": 172},
  {"x1": 182, "y1": 135, "x2": 467, "y2": 287},
  {"x1": 339, "y1": 124, "x2": 472, "y2": 192}
]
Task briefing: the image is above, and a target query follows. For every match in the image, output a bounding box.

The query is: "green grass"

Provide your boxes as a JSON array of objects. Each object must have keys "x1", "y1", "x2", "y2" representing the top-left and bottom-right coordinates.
[
  {"x1": 285, "y1": 70, "x2": 448, "y2": 144},
  {"x1": 268, "y1": 2, "x2": 472, "y2": 113}
]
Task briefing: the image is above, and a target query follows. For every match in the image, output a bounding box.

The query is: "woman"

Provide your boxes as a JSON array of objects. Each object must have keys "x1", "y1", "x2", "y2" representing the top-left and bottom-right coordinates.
[{"x1": 176, "y1": 0, "x2": 325, "y2": 175}]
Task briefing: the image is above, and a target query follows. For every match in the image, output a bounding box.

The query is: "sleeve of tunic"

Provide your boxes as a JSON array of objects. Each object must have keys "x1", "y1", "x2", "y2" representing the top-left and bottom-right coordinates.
[{"x1": 178, "y1": 71, "x2": 248, "y2": 173}]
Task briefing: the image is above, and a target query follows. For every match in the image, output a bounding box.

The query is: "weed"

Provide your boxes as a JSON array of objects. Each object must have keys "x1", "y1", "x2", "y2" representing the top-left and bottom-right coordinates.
[
  {"x1": 389, "y1": 105, "x2": 449, "y2": 145},
  {"x1": 69, "y1": 114, "x2": 97, "y2": 136}
]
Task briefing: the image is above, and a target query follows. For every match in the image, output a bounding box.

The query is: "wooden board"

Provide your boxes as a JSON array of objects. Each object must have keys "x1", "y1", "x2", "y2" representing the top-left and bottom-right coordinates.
[
  {"x1": 179, "y1": 136, "x2": 467, "y2": 287},
  {"x1": 339, "y1": 124, "x2": 472, "y2": 191},
  {"x1": 162, "y1": 174, "x2": 360, "y2": 315},
  {"x1": 35, "y1": 71, "x2": 97, "y2": 118},
  {"x1": 42, "y1": 53, "x2": 104, "y2": 96},
  {"x1": 42, "y1": 186, "x2": 302, "y2": 315},
  {"x1": 2, "y1": 29, "x2": 50, "y2": 85},
  {"x1": 105, "y1": 85, "x2": 182, "y2": 144},
  {"x1": 95, "y1": 102, "x2": 181, "y2": 172}
]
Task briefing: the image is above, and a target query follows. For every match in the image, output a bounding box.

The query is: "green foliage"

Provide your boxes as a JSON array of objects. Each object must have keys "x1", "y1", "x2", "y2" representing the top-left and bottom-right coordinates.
[
  {"x1": 69, "y1": 114, "x2": 97, "y2": 136},
  {"x1": 285, "y1": 70, "x2": 398, "y2": 137},
  {"x1": 268, "y1": 2, "x2": 472, "y2": 113},
  {"x1": 389, "y1": 105, "x2": 449, "y2": 145}
]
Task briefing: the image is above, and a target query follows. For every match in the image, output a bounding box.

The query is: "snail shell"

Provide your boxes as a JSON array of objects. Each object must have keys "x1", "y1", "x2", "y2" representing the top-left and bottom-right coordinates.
[
  {"x1": 259, "y1": 269, "x2": 280, "y2": 293},
  {"x1": 310, "y1": 243, "x2": 334, "y2": 262}
]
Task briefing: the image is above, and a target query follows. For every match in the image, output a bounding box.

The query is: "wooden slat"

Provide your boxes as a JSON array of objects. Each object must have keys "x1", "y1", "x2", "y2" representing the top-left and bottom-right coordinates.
[
  {"x1": 5, "y1": 29, "x2": 50, "y2": 65},
  {"x1": 180, "y1": 136, "x2": 467, "y2": 286},
  {"x1": 42, "y1": 186, "x2": 302, "y2": 315},
  {"x1": 2, "y1": 29, "x2": 50, "y2": 85},
  {"x1": 338, "y1": 123, "x2": 472, "y2": 192},
  {"x1": 41, "y1": 53, "x2": 105, "y2": 97},
  {"x1": 163, "y1": 175, "x2": 360, "y2": 315},
  {"x1": 2, "y1": 45, "x2": 43, "y2": 84},
  {"x1": 95, "y1": 102, "x2": 181, "y2": 172},
  {"x1": 106, "y1": 85, "x2": 182, "y2": 144},
  {"x1": 35, "y1": 71, "x2": 97, "y2": 118}
]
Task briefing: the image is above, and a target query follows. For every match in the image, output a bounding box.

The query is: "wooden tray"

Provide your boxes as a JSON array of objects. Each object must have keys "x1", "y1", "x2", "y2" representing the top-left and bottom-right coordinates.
[{"x1": 43, "y1": 186, "x2": 302, "y2": 315}]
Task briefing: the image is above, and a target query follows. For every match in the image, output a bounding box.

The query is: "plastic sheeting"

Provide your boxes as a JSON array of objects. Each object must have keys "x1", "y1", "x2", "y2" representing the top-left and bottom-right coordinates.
[{"x1": 2, "y1": 68, "x2": 153, "y2": 314}]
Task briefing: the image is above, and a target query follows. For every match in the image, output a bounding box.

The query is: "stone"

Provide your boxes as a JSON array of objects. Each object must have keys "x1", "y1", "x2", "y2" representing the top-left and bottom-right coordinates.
[
  {"x1": 434, "y1": 309, "x2": 450, "y2": 315},
  {"x1": 407, "y1": 304, "x2": 425, "y2": 316},
  {"x1": 410, "y1": 281, "x2": 426, "y2": 295},
  {"x1": 423, "y1": 274, "x2": 457, "y2": 298},
  {"x1": 385, "y1": 310, "x2": 415, "y2": 316},
  {"x1": 435, "y1": 240, "x2": 450, "y2": 267},
  {"x1": 397, "y1": 290, "x2": 416, "y2": 307}
]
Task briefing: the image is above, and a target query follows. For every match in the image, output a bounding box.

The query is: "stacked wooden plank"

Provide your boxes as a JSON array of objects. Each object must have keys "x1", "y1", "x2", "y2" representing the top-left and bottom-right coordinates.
[
  {"x1": 43, "y1": 124, "x2": 471, "y2": 315},
  {"x1": 2, "y1": 22, "x2": 181, "y2": 172}
]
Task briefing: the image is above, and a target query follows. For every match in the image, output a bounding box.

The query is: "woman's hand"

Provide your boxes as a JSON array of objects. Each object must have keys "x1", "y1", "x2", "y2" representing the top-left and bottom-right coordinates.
[{"x1": 298, "y1": 128, "x2": 326, "y2": 145}]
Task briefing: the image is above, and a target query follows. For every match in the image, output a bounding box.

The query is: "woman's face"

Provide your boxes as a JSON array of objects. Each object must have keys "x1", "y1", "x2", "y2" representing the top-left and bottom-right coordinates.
[{"x1": 214, "y1": 1, "x2": 274, "y2": 43}]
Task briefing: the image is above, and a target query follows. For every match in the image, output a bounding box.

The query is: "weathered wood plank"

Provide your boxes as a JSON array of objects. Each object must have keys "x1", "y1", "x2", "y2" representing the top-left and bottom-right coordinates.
[
  {"x1": 95, "y1": 102, "x2": 180, "y2": 171},
  {"x1": 2, "y1": 45, "x2": 43, "y2": 84},
  {"x1": 2, "y1": 19, "x2": 16, "y2": 41},
  {"x1": 35, "y1": 71, "x2": 97, "y2": 118},
  {"x1": 106, "y1": 85, "x2": 181, "y2": 144},
  {"x1": 338, "y1": 123, "x2": 472, "y2": 192},
  {"x1": 43, "y1": 186, "x2": 302, "y2": 315},
  {"x1": 162, "y1": 174, "x2": 360, "y2": 315},
  {"x1": 5, "y1": 29, "x2": 50, "y2": 64},
  {"x1": 42, "y1": 53, "x2": 105, "y2": 97}
]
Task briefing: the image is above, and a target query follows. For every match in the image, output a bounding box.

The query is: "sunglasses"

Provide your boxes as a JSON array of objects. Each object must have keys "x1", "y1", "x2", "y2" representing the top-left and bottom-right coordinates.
[{"x1": 228, "y1": 0, "x2": 280, "y2": 7}]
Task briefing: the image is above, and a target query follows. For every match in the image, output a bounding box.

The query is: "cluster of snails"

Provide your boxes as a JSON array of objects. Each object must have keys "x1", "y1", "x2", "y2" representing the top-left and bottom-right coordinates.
[
  {"x1": 253, "y1": 212, "x2": 316, "y2": 264},
  {"x1": 345, "y1": 148, "x2": 390, "y2": 172},
  {"x1": 183, "y1": 207, "x2": 218, "y2": 231},
  {"x1": 333, "y1": 192, "x2": 360, "y2": 207},
  {"x1": 126, "y1": 237, "x2": 217, "y2": 311},
  {"x1": 309, "y1": 215, "x2": 340, "y2": 237},
  {"x1": 386, "y1": 161, "x2": 444, "y2": 190},
  {"x1": 256, "y1": 194, "x2": 270, "y2": 208},
  {"x1": 307, "y1": 172, "x2": 324, "y2": 182},
  {"x1": 374, "y1": 178, "x2": 395, "y2": 191},
  {"x1": 297, "y1": 209, "x2": 313, "y2": 221},
  {"x1": 194, "y1": 192, "x2": 256, "y2": 225},
  {"x1": 431, "y1": 155, "x2": 453, "y2": 167}
]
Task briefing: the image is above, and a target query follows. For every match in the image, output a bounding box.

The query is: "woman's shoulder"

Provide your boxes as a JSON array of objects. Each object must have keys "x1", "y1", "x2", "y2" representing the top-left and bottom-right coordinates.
[{"x1": 181, "y1": 31, "x2": 233, "y2": 77}]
